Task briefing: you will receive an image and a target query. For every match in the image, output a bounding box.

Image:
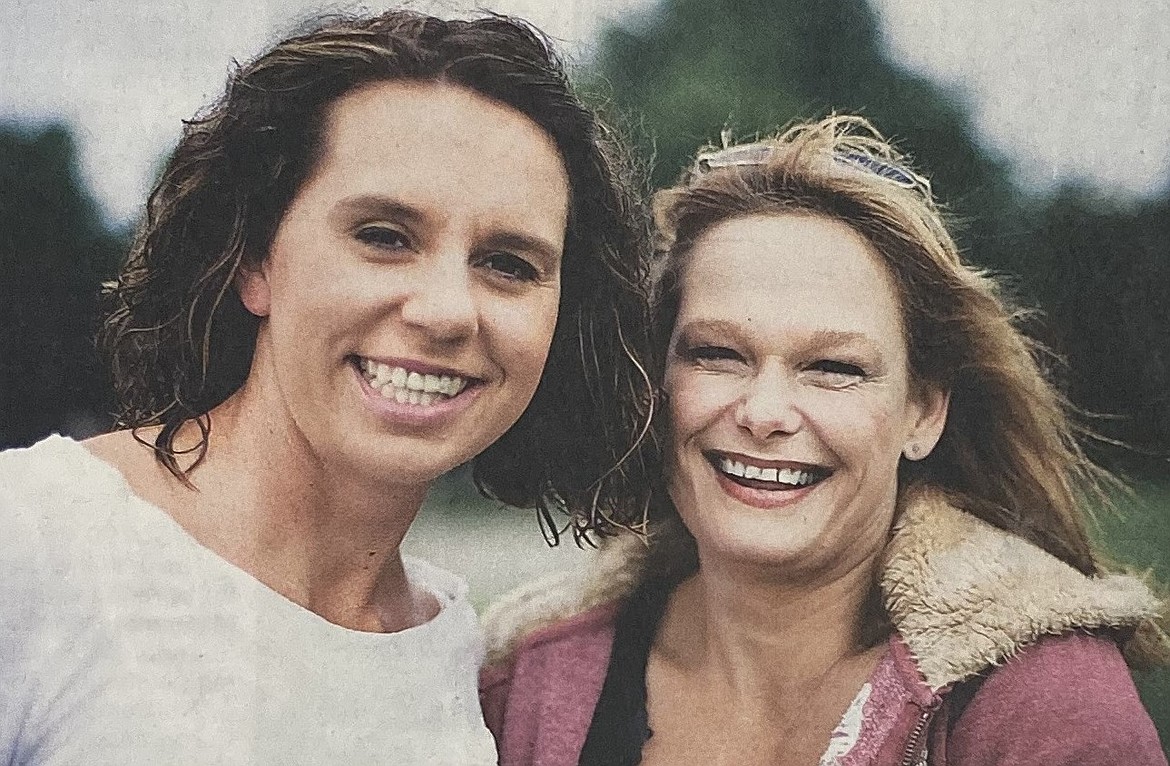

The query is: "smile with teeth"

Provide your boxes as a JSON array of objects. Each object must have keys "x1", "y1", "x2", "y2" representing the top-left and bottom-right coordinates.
[
  {"x1": 358, "y1": 358, "x2": 470, "y2": 407},
  {"x1": 715, "y1": 455, "x2": 827, "y2": 489}
]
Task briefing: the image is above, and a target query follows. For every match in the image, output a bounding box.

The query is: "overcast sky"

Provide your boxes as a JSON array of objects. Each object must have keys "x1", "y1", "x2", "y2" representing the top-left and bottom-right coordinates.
[{"x1": 2, "y1": 0, "x2": 1168, "y2": 224}]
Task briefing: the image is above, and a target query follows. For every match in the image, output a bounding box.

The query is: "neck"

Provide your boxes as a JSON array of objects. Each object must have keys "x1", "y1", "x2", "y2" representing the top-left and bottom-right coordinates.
[
  {"x1": 168, "y1": 385, "x2": 434, "y2": 632},
  {"x1": 659, "y1": 551, "x2": 884, "y2": 701}
]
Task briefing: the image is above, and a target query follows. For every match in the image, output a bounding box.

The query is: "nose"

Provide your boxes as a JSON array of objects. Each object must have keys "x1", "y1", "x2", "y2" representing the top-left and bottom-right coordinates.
[
  {"x1": 734, "y1": 363, "x2": 803, "y2": 441},
  {"x1": 399, "y1": 251, "x2": 479, "y2": 345}
]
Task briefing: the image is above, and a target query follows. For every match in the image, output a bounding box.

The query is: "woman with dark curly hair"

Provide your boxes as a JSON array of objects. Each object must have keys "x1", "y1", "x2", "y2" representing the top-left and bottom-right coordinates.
[
  {"x1": 480, "y1": 116, "x2": 1168, "y2": 765},
  {"x1": 0, "y1": 9, "x2": 655, "y2": 764}
]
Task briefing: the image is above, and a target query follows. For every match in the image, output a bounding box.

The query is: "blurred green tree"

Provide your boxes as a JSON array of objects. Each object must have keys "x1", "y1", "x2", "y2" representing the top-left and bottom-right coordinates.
[
  {"x1": 0, "y1": 122, "x2": 124, "y2": 448},
  {"x1": 588, "y1": 0, "x2": 1169, "y2": 473},
  {"x1": 1031, "y1": 190, "x2": 1170, "y2": 470},
  {"x1": 591, "y1": 0, "x2": 1015, "y2": 223}
]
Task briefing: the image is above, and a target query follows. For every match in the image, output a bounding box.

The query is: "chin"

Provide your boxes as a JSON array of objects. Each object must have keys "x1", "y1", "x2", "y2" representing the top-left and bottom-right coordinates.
[
  {"x1": 323, "y1": 437, "x2": 455, "y2": 487},
  {"x1": 689, "y1": 514, "x2": 821, "y2": 572}
]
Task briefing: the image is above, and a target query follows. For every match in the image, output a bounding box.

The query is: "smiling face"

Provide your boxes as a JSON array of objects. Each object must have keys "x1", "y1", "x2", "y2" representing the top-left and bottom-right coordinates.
[
  {"x1": 664, "y1": 213, "x2": 948, "y2": 580},
  {"x1": 235, "y1": 80, "x2": 569, "y2": 486}
]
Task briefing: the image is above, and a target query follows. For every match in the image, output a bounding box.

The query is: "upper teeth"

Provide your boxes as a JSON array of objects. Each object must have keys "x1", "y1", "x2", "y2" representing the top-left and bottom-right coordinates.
[
  {"x1": 718, "y1": 457, "x2": 818, "y2": 486},
  {"x1": 359, "y1": 358, "x2": 468, "y2": 402}
]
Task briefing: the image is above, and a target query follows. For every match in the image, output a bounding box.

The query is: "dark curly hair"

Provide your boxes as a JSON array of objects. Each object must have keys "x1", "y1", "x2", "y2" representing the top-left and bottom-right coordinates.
[{"x1": 100, "y1": 9, "x2": 658, "y2": 541}]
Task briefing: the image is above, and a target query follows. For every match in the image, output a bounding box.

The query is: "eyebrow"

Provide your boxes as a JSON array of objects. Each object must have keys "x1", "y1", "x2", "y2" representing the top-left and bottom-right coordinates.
[
  {"x1": 672, "y1": 319, "x2": 750, "y2": 348},
  {"x1": 805, "y1": 328, "x2": 877, "y2": 349},
  {"x1": 674, "y1": 320, "x2": 880, "y2": 352},
  {"x1": 331, "y1": 194, "x2": 428, "y2": 227},
  {"x1": 675, "y1": 318, "x2": 741, "y2": 338}
]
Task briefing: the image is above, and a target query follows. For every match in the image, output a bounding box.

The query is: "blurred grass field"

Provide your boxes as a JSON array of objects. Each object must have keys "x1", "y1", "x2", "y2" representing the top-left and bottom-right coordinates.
[
  {"x1": 407, "y1": 468, "x2": 1170, "y2": 744},
  {"x1": 1091, "y1": 478, "x2": 1170, "y2": 742},
  {"x1": 402, "y1": 466, "x2": 593, "y2": 611}
]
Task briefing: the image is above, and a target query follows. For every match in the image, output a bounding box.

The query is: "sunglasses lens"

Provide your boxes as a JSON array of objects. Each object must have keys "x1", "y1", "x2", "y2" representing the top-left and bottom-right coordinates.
[
  {"x1": 694, "y1": 143, "x2": 774, "y2": 173},
  {"x1": 694, "y1": 144, "x2": 923, "y2": 194},
  {"x1": 834, "y1": 151, "x2": 917, "y2": 188}
]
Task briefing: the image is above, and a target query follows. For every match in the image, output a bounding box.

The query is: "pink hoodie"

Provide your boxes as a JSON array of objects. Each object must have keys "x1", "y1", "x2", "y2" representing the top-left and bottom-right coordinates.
[
  {"x1": 480, "y1": 604, "x2": 1166, "y2": 765},
  {"x1": 479, "y1": 489, "x2": 1167, "y2": 765}
]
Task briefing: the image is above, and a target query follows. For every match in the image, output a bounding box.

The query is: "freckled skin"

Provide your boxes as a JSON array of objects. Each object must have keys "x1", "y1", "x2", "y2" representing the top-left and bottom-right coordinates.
[{"x1": 664, "y1": 213, "x2": 948, "y2": 584}]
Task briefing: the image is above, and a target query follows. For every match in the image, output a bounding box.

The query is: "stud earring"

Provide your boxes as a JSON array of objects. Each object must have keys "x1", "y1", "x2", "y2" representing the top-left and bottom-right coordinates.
[{"x1": 904, "y1": 443, "x2": 920, "y2": 460}]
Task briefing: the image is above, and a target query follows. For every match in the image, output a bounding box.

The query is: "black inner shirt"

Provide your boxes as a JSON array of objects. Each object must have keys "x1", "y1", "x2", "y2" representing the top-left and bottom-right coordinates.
[{"x1": 577, "y1": 578, "x2": 675, "y2": 766}]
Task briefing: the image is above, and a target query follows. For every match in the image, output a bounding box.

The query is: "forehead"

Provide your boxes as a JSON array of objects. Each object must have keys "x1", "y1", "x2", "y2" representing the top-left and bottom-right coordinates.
[
  {"x1": 306, "y1": 79, "x2": 570, "y2": 234},
  {"x1": 677, "y1": 213, "x2": 904, "y2": 341}
]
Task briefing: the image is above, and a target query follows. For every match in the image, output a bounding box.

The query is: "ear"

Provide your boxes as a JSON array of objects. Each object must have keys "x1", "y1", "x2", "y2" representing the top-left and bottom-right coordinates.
[
  {"x1": 902, "y1": 384, "x2": 950, "y2": 461},
  {"x1": 235, "y1": 261, "x2": 271, "y2": 318}
]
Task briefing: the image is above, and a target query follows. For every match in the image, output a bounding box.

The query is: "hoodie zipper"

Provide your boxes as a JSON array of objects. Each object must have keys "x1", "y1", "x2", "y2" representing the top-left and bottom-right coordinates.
[{"x1": 899, "y1": 706, "x2": 935, "y2": 766}]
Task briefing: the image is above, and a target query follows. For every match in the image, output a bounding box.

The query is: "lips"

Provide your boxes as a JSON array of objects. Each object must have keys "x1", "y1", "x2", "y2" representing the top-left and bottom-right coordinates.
[
  {"x1": 705, "y1": 450, "x2": 832, "y2": 492},
  {"x1": 350, "y1": 355, "x2": 481, "y2": 408}
]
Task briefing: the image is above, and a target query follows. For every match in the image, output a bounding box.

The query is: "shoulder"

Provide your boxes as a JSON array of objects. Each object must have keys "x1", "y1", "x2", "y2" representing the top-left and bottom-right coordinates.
[
  {"x1": 476, "y1": 532, "x2": 647, "y2": 747},
  {"x1": 480, "y1": 532, "x2": 647, "y2": 668},
  {"x1": 0, "y1": 435, "x2": 99, "y2": 542},
  {"x1": 478, "y1": 599, "x2": 619, "y2": 752},
  {"x1": 0, "y1": 437, "x2": 120, "y2": 676},
  {"x1": 0, "y1": 432, "x2": 143, "y2": 510},
  {"x1": 0, "y1": 433, "x2": 164, "y2": 611},
  {"x1": 972, "y1": 631, "x2": 1143, "y2": 710},
  {"x1": 476, "y1": 534, "x2": 639, "y2": 705},
  {"x1": 947, "y1": 631, "x2": 1167, "y2": 765},
  {"x1": 480, "y1": 600, "x2": 621, "y2": 693},
  {"x1": 1, "y1": 434, "x2": 93, "y2": 495},
  {"x1": 0, "y1": 434, "x2": 140, "y2": 537},
  {"x1": 884, "y1": 488, "x2": 1162, "y2": 689}
]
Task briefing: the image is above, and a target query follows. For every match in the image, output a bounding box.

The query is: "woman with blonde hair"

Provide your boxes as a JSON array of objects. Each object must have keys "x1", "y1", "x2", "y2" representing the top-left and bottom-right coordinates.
[{"x1": 480, "y1": 116, "x2": 1168, "y2": 765}]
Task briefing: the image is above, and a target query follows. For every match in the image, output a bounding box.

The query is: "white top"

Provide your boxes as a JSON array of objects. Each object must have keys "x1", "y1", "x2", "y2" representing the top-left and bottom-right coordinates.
[
  {"x1": 818, "y1": 682, "x2": 871, "y2": 765},
  {"x1": 0, "y1": 436, "x2": 497, "y2": 765}
]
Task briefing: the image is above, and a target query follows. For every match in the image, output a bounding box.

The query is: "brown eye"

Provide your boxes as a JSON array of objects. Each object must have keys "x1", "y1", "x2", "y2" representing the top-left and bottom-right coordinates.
[
  {"x1": 480, "y1": 252, "x2": 539, "y2": 282},
  {"x1": 688, "y1": 346, "x2": 742, "y2": 362},
  {"x1": 355, "y1": 226, "x2": 412, "y2": 250},
  {"x1": 811, "y1": 359, "x2": 866, "y2": 377}
]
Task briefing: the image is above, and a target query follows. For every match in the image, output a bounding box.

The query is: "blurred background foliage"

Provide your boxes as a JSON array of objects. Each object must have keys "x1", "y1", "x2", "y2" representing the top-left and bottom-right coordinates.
[
  {"x1": 586, "y1": 0, "x2": 1170, "y2": 473},
  {"x1": 0, "y1": 0, "x2": 1166, "y2": 739},
  {"x1": 0, "y1": 124, "x2": 124, "y2": 449}
]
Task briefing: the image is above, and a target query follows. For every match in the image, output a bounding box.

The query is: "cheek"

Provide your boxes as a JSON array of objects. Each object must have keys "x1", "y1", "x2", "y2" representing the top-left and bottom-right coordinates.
[
  {"x1": 663, "y1": 374, "x2": 708, "y2": 491},
  {"x1": 814, "y1": 386, "x2": 903, "y2": 435},
  {"x1": 266, "y1": 231, "x2": 360, "y2": 309},
  {"x1": 269, "y1": 265, "x2": 386, "y2": 353},
  {"x1": 493, "y1": 290, "x2": 561, "y2": 382},
  {"x1": 665, "y1": 369, "x2": 740, "y2": 443},
  {"x1": 819, "y1": 395, "x2": 909, "y2": 474}
]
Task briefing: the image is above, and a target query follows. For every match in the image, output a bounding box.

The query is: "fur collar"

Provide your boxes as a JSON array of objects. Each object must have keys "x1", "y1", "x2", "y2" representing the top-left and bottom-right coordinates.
[
  {"x1": 481, "y1": 529, "x2": 646, "y2": 665},
  {"x1": 481, "y1": 489, "x2": 1160, "y2": 687},
  {"x1": 883, "y1": 488, "x2": 1159, "y2": 688}
]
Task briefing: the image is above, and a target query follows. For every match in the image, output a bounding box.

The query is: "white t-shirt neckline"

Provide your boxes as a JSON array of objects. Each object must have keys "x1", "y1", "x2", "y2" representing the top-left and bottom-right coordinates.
[
  {"x1": 57, "y1": 433, "x2": 463, "y2": 640},
  {"x1": 0, "y1": 435, "x2": 498, "y2": 765}
]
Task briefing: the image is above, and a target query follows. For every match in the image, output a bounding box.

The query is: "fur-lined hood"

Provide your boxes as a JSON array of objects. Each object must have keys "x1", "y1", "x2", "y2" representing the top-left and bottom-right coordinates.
[{"x1": 482, "y1": 488, "x2": 1161, "y2": 690}]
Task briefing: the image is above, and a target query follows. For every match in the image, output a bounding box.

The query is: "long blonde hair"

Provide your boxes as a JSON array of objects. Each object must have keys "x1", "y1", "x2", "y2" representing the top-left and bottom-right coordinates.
[{"x1": 648, "y1": 115, "x2": 1166, "y2": 663}]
